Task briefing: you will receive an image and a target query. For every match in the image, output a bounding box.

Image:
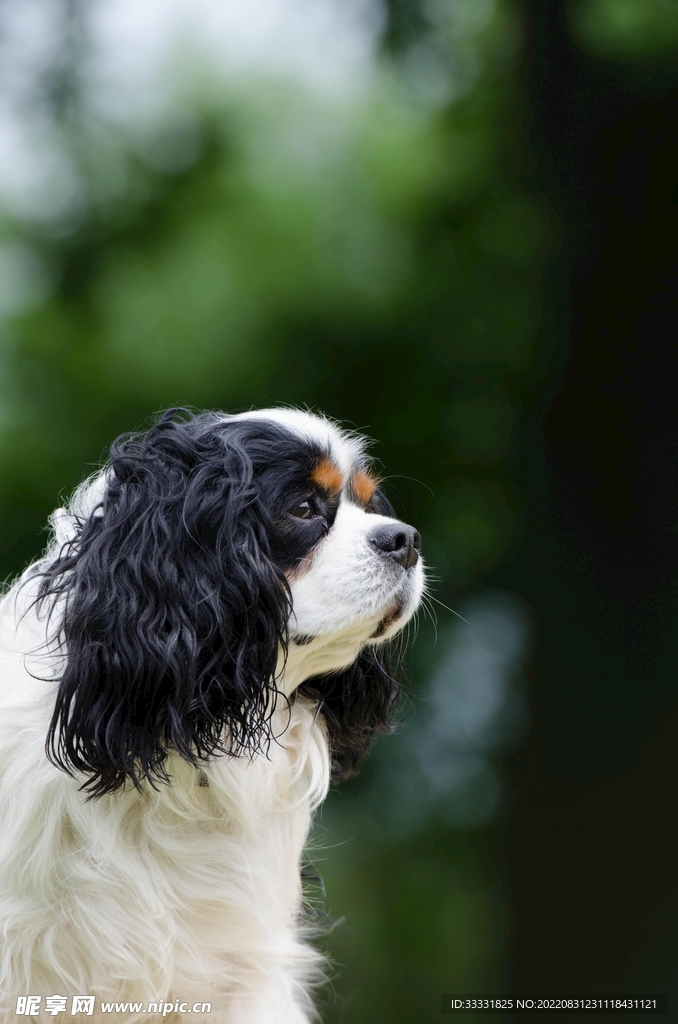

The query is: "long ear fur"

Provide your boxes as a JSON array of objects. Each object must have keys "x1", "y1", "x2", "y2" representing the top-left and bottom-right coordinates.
[
  {"x1": 36, "y1": 410, "x2": 291, "y2": 797},
  {"x1": 300, "y1": 643, "x2": 399, "y2": 781}
]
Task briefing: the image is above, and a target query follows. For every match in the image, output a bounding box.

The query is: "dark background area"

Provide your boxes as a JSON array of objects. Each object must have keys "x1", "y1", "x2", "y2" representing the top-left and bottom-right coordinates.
[{"x1": 504, "y1": 1, "x2": 678, "y2": 1000}]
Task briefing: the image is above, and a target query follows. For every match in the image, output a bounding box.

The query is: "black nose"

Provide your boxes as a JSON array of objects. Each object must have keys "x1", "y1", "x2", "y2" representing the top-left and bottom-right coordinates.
[{"x1": 370, "y1": 523, "x2": 421, "y2": 570}]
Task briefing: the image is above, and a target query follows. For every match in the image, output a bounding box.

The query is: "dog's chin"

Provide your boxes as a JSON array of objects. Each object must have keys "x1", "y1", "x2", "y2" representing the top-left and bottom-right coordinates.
[
  {"x1": 369, "y1": 599, "x2": 405, "y2": 640},
  {"x1": 369, "y1": 587, "x2": 423, "y2": 641},
  {"x1": 290, "y1": 596, "x2": 415, "y2": 649}
]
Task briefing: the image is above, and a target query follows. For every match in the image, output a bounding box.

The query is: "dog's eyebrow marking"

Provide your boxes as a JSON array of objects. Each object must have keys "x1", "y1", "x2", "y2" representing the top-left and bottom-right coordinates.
[
  {"x1": 311, "y1": 457, "x2": 343, "y2": 494},
  {"x1": 350, "y1": 469, "x2": 379, "y2": 505}
]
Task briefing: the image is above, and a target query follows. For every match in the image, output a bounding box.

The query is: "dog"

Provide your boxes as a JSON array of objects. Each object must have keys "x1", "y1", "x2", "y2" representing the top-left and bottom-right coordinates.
[{"x1": 0, "y1": 408, "x2": 424, "y2": 1023}]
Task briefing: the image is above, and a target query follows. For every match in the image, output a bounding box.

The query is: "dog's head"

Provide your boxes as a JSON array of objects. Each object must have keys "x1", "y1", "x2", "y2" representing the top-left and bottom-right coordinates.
[{"x1": 37, "y1": 409, "x2": 424, "y2": 796}]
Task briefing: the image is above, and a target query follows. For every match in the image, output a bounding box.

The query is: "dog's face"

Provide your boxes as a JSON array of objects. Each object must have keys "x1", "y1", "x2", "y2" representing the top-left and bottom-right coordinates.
[
  {"x1": 228, "y1": 409, "x2": 424, "y2": 677},
  {"x1": 37, "y1": 409, "x2": 424, "y2": 795}
]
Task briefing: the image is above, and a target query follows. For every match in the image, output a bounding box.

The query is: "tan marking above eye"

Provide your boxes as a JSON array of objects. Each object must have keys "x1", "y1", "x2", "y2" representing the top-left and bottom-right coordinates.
[
  {"x1": 310, "y1": 457, "x2": 343, "y2": 494},
  {"x1": 351, "y1": 469, "x2": 379, "y2": 505}
]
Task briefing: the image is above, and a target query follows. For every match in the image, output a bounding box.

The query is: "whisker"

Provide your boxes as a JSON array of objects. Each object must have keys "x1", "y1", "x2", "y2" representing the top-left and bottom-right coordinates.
[
  {"x1": 379, "y1": 475, "x2": 435, "y2": 498},
  {"x1": 419, "y1": 596, "x2": 438, "y2": 642},
  {"x1": 426, "y1": 595, "x2": 469, "y2": 624}
]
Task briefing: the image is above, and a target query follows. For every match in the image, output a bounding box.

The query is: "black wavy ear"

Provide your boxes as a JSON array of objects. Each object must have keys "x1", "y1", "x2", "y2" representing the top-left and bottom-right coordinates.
[
  {"x1": 300, "y1": 643, "x2": 399, "y2": 781},
  {"x1": 36, "y1": 410, "x2": 290, "y2": 797}
]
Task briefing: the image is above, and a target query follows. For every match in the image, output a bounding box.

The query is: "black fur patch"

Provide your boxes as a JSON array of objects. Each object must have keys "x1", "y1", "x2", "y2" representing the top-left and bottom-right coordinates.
[{"x1": 299, "y1": 644, "x2": 399, "y2": 781}]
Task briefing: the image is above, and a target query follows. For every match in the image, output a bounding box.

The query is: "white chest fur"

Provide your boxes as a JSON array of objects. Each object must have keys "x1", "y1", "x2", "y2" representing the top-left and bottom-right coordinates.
[{"x1": 0, "y1": 653, "x2": 329, "y2": 1024}]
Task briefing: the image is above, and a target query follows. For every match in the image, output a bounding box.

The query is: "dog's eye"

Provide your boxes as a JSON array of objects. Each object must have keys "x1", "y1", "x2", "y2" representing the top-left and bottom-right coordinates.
[{"x1": 288, "y1": 500, "x2": 316, "y2": 520}]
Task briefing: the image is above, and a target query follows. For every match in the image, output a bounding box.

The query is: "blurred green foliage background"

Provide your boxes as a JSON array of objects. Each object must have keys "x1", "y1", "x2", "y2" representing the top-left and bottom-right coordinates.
[{"x1": 1, "y1": 0, "x2": 677, "y2": 1020}]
